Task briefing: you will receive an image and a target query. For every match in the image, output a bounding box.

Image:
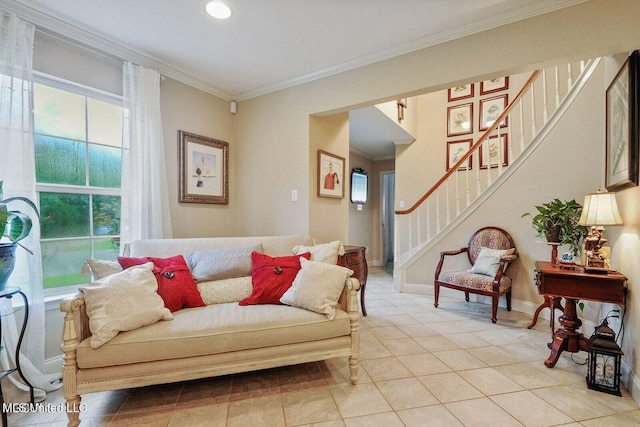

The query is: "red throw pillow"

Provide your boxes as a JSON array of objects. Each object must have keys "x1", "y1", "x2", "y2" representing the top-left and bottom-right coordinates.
[
  {"x1": 118, "y1": 255, "x2": 205, "y2": 312},
  {"x1": 239, "y1": 251, "x2": 311, "y2": 306}
]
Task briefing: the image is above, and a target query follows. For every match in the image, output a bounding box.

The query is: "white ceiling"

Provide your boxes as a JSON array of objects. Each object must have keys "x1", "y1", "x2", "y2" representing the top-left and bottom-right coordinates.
[
  {"x1": 3, "y1": 0, "x2": 586, "y2": 160},
  {"x1": 5, "y1": 0, "x2": 585, "y2": 101}
]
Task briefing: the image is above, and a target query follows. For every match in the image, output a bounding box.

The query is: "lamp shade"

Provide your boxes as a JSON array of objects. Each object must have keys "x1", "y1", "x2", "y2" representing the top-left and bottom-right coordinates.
[{"x1": 578, "y1": 190, "x2": 623, "y2": 226}]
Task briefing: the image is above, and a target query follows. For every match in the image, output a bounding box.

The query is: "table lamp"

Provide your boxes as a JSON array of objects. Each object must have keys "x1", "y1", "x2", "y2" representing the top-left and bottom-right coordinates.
[{"x1": 578, "y1": 188, "x2": 623, "y2": 272}]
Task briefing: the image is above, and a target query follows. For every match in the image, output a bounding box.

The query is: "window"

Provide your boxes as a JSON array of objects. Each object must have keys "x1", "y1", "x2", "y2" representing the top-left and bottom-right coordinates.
[{"x1": 34, "y1": 79, "x2": 123, "y2": 290}]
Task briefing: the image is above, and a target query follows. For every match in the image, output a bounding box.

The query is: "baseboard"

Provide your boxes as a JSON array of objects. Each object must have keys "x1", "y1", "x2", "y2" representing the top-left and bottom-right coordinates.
[{"x1": 45, "y1": 354, "x2": 63, "y2": 376}]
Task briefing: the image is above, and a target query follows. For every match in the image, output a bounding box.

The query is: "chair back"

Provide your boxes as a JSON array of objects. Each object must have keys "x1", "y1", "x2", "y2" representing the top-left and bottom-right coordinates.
[{"x1": 467, "y1": 227, "x2": 516, "y2": 265}]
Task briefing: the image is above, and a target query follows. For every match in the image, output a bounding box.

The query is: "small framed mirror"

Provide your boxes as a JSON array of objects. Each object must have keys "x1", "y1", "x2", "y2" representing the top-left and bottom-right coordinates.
[{"x1": 350, "y1": 168, "x2": 368, "y2": 204}]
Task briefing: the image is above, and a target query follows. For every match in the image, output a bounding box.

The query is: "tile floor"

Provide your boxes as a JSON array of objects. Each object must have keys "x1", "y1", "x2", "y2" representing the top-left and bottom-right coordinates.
[{"x1": 9, "y1": 267, "x2": 640, "y2": 426}]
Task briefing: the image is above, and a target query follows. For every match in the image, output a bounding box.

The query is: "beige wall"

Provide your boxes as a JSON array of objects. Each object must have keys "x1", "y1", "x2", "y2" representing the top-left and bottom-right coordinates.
[
  {"x1": 159, "y1": 77, "x2": 238, "y2": 237},
  {"x1": 348, "y1": 152, "x2": 374, "y2": 254}
]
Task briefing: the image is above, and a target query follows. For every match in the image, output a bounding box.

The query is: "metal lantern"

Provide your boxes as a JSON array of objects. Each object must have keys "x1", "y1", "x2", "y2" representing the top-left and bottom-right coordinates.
[{"x1": 586, "y1": 319, "x2": 623, "y2": 396}]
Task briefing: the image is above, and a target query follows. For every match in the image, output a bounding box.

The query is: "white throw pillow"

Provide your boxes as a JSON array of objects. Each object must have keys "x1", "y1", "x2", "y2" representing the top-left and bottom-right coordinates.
[
  {"x1": 197, "y1": 276, "x2": 253, "y2": 304},
  {"x1": 469, "y1": 246, "x2": 515, "y2": 276},
  {"x1": 280, "y1": 258, "x2": 353, "y2": 320},
  {"x1": 291, "y1": 240, "x2": 344, "y2": 264},
  {"x1": 80, "y1": 262, "x2": 173, "y2": 348},
  {"x1": 81, "y1": 258, "x2": 122, "y2": 280}
]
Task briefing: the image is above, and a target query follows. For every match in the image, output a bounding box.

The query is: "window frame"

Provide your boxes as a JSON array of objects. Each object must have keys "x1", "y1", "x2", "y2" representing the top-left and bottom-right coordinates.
[{"x1": 34, "y1": 71, "x2": 124, "y2": 297}]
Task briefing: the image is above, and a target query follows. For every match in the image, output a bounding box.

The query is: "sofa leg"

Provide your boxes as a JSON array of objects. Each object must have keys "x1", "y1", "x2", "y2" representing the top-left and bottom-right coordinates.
[
  {"x1": 349, "y1": 357, "x2": 359, "y2": 385},
  {"x1": 65, "y1": 395, "x2": 82, "y2": 427},
  {"x1": 434, "y1": 284, "x2": 439, "y2": 308}
]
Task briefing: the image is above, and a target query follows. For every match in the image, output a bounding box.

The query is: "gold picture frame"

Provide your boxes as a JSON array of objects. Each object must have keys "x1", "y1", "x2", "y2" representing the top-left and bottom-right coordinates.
[{"x1": 179, "y1": 130, "x2": 229, "y2": 204}]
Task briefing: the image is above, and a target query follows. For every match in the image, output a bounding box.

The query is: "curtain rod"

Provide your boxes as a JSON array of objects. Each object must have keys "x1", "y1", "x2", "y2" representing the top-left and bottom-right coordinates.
[{"x1": 35, "y1": 26, "x2": 124, "y2": 66}]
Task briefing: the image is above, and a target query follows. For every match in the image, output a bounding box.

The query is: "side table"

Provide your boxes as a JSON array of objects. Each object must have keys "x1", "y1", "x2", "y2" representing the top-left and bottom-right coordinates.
[
  {"x1": 337, "y1": 245, "x2": 368, "y2": 316},
  {"x1": 534, "y1": 261, "x2": 627, "y2": 368},
  {"x1": 0, "y1": 287, "x2": 35, "y2": 427}
]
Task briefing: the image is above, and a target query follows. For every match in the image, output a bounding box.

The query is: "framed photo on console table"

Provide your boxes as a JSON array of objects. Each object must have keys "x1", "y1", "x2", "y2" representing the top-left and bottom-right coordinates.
[
  {"x1": 605, "y1": 50, "x2": 639, "y2": 191},
  {"x1": 179, "y1": 130, "x2": 229, "y2": 204}
]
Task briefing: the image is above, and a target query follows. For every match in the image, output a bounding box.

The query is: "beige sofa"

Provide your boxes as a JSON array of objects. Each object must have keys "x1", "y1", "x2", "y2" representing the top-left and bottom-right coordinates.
[{"x1": 60, "y1": 235, "x2": 360, "y2": 427}]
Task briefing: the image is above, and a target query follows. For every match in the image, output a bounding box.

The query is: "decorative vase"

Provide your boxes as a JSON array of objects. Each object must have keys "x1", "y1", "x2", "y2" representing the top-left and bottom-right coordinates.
[
  {"x1": 544, "y1": 223, "x2": 561, "y2": 243},
  {"x1": 0, "y1": 244, "x2": 17, "y2": 291}
]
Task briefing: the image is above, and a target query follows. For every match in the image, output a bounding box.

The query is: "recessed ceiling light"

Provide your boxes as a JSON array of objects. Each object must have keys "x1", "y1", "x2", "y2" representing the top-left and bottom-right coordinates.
[{"x1": 205, "y1": 1, "x2": 232, "y2": 19}]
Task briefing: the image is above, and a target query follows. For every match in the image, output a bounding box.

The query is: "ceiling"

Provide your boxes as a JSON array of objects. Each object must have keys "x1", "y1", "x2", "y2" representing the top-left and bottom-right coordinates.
[{"x1": 3, "y1": 0, "x2": 586, "y2": 160}]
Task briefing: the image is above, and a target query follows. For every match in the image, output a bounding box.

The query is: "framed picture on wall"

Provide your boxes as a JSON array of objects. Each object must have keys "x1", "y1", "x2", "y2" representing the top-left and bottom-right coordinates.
[
  {"x1": 605, "y1": 50, "x2": 639, "y2": 191},
  {"x1": 480, "y1": 134, "x2": 509, "y2": 169},
  {"x1": 317, "y1": 150, "x2": 345, "y2": 199},
  {"x1": 447, "y1": 139, "x2": 473, "y2": 171},
  {"x1": 448, "y1": 84, "x2": 474, "y2": 101},
  {"x1": 480, "y1": 76, "x2": 509, "y2": 94},
  {"x1": 479, "y1": 94, "x2": 508, "y2": 131},
  {"x1": 179, "y1": 130, "x2": 229, "y2": 204},
  {"x1": 447, "y1": 103, "x2": 473, "y2": 136}
]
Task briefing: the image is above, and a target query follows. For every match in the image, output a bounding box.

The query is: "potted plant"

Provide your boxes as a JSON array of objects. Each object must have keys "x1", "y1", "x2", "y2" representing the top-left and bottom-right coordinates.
[
  {"x1": 521, "y1": 198, "x2": 589, "y2": 257},
  {"x1": 0, "y1": 181, "x2": 39, "y2": 290}
]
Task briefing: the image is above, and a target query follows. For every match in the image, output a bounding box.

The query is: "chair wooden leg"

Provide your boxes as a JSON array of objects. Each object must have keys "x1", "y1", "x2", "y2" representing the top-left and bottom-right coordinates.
[
  {"x1": 434, "y1": 283, "x2": 439, "y2": 308},
  {"x1": 506, "y1": 289, "x2": 512, "y2": 311},
  {"x1": 464, "y1": 291, "x2": 470, "y2": 302},
  {"x1": 491, "y1": 296, "x2": 499, "y2": 323}
]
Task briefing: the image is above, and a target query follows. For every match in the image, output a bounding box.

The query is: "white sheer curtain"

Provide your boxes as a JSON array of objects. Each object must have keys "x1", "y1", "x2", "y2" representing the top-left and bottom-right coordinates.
[
  {"x1": 121, "y1": 62, "x2": 172, "y2": 242},
  {"x1": 0, "y1": 11, "x2": 61, "y2": 402}
]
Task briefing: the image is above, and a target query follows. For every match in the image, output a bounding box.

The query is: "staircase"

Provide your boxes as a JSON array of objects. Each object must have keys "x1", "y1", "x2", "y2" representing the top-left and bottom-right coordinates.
[{"x1": 393, "y1": 58, "x2": 601, "y2": 291}]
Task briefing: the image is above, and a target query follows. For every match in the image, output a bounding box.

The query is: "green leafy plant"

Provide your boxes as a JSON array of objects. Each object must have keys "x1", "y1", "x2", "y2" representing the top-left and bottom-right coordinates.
[
  {"x1": 521, "y1": 198, "x2": 589, "y2": 257},
  {"x1": 0, "y1": 181, "x2": 39, "y2": 254}
]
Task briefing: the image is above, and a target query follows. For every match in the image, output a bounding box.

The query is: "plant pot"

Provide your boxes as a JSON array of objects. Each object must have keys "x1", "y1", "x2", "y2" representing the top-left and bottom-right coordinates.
[
  {"x1": 0, "y1": 244, "x2": 17, "y2": 291},
  {"x1": 545, "y1": 224, "x2": 561, "y2": 243}
]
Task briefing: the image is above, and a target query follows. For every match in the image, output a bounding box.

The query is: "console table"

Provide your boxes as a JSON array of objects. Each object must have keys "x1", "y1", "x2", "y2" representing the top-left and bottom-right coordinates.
[
  {"x1": 338, "y1": 245, "x2": 368, "y2": 316},
  {"x1": 534, "y1": 261, "x2": 627, "y2": 368}
]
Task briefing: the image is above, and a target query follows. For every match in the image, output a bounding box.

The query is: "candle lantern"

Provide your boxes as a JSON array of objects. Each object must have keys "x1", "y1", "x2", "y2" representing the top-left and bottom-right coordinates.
[{"x1": 586, "y1": 318, "x2": 623, "y2": 396}]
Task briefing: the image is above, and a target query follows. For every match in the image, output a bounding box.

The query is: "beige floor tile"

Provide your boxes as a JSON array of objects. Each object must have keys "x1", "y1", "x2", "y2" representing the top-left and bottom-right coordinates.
[
  {"x1": 361, "y1": 356, "x2": 413, "y2": 381},
  {"x1": 330, "y1": 383, "x2": 392, "y2": 418},
  {"x1": 458, "y1": 367, "x2": 524, "y2": 395},
  {"x1": 369, "y1": 326, "x2": 410, "y2": 340},
  {"x1": 446, "y1": 397, "x2": 523, "y2": 426},
  {"x1": 397, "y1": 405, "x2": 464, "y2": 427},
  {"x1": 445, "y1": 332, "x2": 493, "y2": 348},
  {"x1": 418, "y1": 372, "x2": 483, "y2": 403},
  {"x1": 580, "y1": 409, "x2": 640, "y2": 426},
  {"x1": 343, "y1": 411, "x2": 404, "y2": 427},
  {"x1": 227, "y1": 395, "x2": 284, "y2": 427},
  {"x1": 397, "y1": 353, "x2": 452, "y2": 376},
  {"x1": 432, "y1": 349, "x2": 489, "y2": 371},
  {"x1": 282, "y1": 388, "x2": 341, "y2": 425},
  {"x1": 397, "y1": 323, "x2": 439, "y2": 337},
  {"x1": 167, "y1": 402, "x2": 229, "y2": 427},
  {"x1": 413, "y1": 334, "x2": 460, "y2": 352},
  {"x1": 531, "y1": 384, "x2": 619, "y2": 421},
  {"x1": 380, "y1": 338, "x2": 428, "y2": 356},
  {"x1": 495, "y1": 362, "x2": 564, "y2": 389},
  {"x1": 491, "y1": 390, "x2": 575, "y2": 427},
  {"x1": 376, "y1": 377, "x2": 439, "y2": 410}
]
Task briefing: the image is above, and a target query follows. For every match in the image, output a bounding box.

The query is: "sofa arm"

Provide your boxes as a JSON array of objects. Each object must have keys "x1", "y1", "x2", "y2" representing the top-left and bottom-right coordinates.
[
  {"x1": 60, "y1": 292, "x2": 91, "y2": 345},
  {"x1": 338, "y1": 277, "x2": 360, "y2": 315}
]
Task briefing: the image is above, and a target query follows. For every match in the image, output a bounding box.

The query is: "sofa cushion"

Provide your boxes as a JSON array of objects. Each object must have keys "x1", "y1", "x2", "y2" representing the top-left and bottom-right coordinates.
[
  {"x1": 239, "y1": 252, "x2": 311, "y2": 306},
  {"x1": 197, "y1": 276, "x2": 253, "y2": 304},
  {"x1": 291, "y1": 240, "x2": 344, "y2": 264},
  {"x1": 280, "y1": 258, "x2": 353, "y2": 320},
  {"x1": 79, "y1": 263, "x2": 173, "y2": 349},
  {"x1": 118, "y1": 255, "x2": 206, "y2": 312},
  {"x1": 75, "y1": 302, "x2": 351, "y2": 369},
  {"x1": 187, "y1": 244, "x2": 263, "y2": 282}
]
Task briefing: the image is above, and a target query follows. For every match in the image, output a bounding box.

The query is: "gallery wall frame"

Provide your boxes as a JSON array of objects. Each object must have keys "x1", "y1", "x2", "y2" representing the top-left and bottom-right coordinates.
[
  {"x1": 480, "y1": 76, "x2": 509, "y2": 95},
  {"x1": 479, "y1": 94, "x2": 508, "y2": 131},
  {"x1": 480, "y1": 134, "x2": 509, "y2": 169},
  {"x1": 448, "y1": 84, "x2": 474, "y2": 101},
  {"x1": 446, "y1": 139, "x2": 473, "y2": 171},
  {"x1": 447, "y1": 103, "x2": 473, "y2": 137},
  {"x1": 317, "y1": 149, "x2": 345, "y2": 199},
  {"x1": 605, "y1": 50, "x2": 639, "y2": 191},
  {"x1": 179, "y1": 130, "x2": 229, "y2": 204}
]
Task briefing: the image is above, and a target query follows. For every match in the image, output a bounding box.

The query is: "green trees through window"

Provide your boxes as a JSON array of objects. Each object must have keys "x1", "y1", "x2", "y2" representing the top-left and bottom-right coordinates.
[{"x1": 34, "y1": 82, "x2": 123, "y2": 289}]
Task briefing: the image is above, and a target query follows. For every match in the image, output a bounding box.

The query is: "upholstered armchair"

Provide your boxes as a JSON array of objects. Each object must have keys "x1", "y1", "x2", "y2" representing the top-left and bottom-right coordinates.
[{"x1": 434, "y1": 226, "x2": 518, "y2": 323}]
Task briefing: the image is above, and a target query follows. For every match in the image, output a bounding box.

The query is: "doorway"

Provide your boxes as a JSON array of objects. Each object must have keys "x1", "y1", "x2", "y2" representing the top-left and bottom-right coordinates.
[{"x1": 381, "y1": 171, "x2": 395, "y2": 274}]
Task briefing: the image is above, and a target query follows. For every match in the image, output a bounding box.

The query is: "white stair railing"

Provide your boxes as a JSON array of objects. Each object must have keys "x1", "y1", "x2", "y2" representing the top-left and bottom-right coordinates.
[{"x1": 394, "y1": 59, "x2": 600, "y2": 285}]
